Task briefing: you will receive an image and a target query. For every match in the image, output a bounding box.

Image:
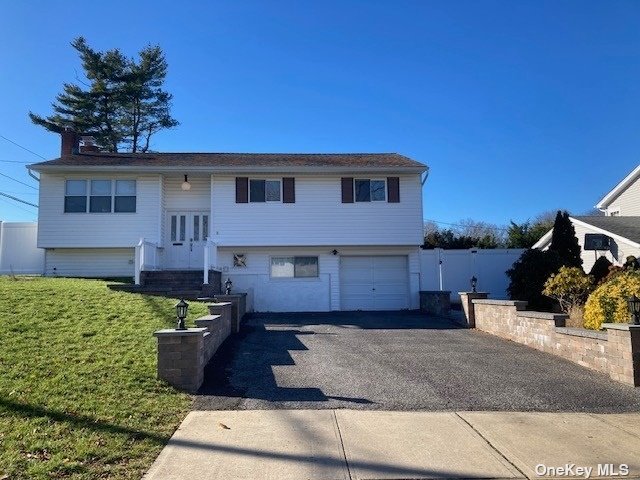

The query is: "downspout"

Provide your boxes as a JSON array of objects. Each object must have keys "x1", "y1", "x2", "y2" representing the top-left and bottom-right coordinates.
[
  {"x1": 28, "y1": 168, "x2": 39, "y2": 183},
  {"x1": 421, "y1": 167, "x2": 430, "y2": 186}
]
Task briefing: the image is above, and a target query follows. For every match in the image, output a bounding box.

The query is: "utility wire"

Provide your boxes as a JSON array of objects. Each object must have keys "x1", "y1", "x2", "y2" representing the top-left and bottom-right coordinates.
[
  {"x1": 0, "y1": 134, "x2": 46, "y2": 160},
  {"x1": 0, "y1": 196, "x2": 37, "y2": 215},
  {"x1": 0, "y1": 191, "x2": 38, "y2": 208},
  {"x1": 0, "y1": 159, "x2": 34, "y2": 164},
  {"x1": 0, "y1": 171, "x2": 38, "y2": 190}
]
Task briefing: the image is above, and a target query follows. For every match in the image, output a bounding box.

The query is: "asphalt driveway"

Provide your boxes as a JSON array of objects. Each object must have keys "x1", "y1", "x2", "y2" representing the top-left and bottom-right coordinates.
[{"x1": 195, "y1": 311, "x2": 640, "y2": 412}]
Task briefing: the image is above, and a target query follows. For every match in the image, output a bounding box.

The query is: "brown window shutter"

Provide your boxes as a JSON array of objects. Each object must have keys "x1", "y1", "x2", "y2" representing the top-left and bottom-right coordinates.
[
  {"x1": 387, "y1": 177, "x2": 400, "y2": 203},
  {"x1": 236, "y1": 177, "x2": 248, "y2": 203},
  {"x1": 283, "y1": 177, "x2": 295, "y2": 203},
  {"x1": 341, "y1": 177, "x2": 354, "y2": 203}
]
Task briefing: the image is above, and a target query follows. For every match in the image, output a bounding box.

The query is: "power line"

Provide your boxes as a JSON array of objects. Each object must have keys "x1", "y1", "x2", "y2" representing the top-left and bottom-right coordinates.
[
  {"x1": 0, "y1": 133, "x2": 46, "y2": 160},
  {"x1": 0, "y1": 159, "x2": 33, "y2": 164},
  {"x1": 0, "y1": 196, "x2": 37, "y2": 216},
  {"x1": 0, "y1": 171, "x2": 38, "y2": 190},
  {"x1": 0, "y1": 191, "x2": 38, "y2": 208}
]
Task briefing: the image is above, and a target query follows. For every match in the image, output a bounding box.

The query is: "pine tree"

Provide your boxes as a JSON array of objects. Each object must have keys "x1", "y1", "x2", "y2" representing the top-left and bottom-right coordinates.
[
  {"x1": 549, "y1": 211, "x2": 582, "y2": 268},
  {"x1": 29, "y1": 37, "x2": 178, "y2": 153}
]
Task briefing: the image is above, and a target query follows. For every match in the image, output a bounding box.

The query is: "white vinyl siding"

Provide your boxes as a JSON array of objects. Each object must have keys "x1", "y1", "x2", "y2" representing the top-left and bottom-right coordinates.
[
  {"x1": 211, "y1": 174, "x2": 423, "y2": 246},
  {"x1": 38, "y1": 173, "x2": 160, "y2": 248},
  {"x1": 45, "y1": 248, "x2": 134, "y2": 277},
  {"x1": 163, "y1": 175, "x2": 210, "y2": 210},
  {"x1": 571, "y1": 222, "x2": 640, "y2": 273},
  {"x1": 606, "y1": 178, "x2": 640, "y2": 216},
  {"x1": 217, "y1": 246, "x2": 420, "y2": 312}
]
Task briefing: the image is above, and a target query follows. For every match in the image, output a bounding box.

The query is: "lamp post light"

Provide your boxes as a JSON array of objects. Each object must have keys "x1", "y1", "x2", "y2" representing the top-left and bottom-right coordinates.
[
  {"x1": 628, "y1": 295, "x2": 640, "y2": 325},
  {"x1": 175, "y1": 298, "x2": 189, "y2": 330},
  {"x1": 470, "y1": 276, "x2": 478, "y2": 293},
  {"x1": 225, "y1": 278, "x2": 233, "y2": 295}
]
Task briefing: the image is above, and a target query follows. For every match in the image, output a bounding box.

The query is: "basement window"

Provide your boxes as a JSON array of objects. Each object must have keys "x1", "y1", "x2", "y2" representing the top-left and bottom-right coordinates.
[{"x1": 271, "y1": 256, "x2": 319, "y2": 278}]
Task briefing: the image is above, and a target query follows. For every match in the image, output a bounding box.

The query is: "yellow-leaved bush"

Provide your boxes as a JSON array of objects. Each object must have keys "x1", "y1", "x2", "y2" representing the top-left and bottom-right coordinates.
[
  {"x1": 583, "y1": 270, "x2": 640, "y2": 330},
  {"x1": 542, "y1": 266, "x2": 593, "y2": 314}
]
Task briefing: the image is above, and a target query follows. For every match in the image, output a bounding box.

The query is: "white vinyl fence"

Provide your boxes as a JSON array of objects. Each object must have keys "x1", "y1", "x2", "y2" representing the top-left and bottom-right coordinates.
[
  {"x1": 0, "y1": 222, "x2": 44, "y2": 275},
  {"x1": 420, "y1": 248, "x2": 525, "y2": 302}
]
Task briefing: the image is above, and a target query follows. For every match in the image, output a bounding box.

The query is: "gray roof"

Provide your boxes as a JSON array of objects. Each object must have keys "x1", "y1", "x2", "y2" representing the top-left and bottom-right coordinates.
[{"x1": 574, "y1": 216, "x2": 640, "y2": 244}]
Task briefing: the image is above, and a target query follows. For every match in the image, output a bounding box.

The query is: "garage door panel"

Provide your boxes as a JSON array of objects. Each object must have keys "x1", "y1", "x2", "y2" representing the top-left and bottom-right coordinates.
[{"x1": 340, "y1": 255, "x2": 408, "y2": 311}]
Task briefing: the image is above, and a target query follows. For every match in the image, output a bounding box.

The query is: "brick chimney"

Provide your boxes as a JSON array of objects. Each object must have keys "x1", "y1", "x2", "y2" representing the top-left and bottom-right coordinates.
[
  {"x1": 79, "y1": 136, "x2": 99, "y2": 153},
  {"x1": 60, "y1": 128, "x2": 79, "y2": 157}
]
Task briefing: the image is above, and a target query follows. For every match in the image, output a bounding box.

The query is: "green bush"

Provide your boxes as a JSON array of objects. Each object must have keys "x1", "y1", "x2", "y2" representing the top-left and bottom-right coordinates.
[
  {"x1": 507, "y1": 249, "x2": 564, "y2": 311},
  {"x1": 543, "y1": 266, "x2": 594, "y2": 314},
  {"x1": 583, "y1": 270, "x2": 640, "y2": 329},
  {"x1": 589, "y1": 256, "x2": 613, "y2": 284}
]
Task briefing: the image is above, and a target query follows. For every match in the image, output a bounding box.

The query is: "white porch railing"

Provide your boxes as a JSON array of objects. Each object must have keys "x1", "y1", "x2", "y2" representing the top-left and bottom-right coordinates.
[
  {"x1": 134, "y1": 238, "x2": 160, "y2": 285},
  {"x1": 203, "y1": 238, "x2": 218, "y2": 284}
]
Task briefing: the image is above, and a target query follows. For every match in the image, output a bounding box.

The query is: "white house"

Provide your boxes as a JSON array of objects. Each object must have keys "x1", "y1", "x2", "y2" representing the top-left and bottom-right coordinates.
[
  {"x1": 534, "y1": 165, "x2": 640, "y2": 272},
  {"x1": 28, "y1": 131, "x2": 428, "y2": 312}
]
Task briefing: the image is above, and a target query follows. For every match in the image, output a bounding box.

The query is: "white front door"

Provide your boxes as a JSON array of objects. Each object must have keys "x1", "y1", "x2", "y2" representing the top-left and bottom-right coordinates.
[
  {"x1": 340, "y1": 256, "x2": 409, "y2": 310},
  {"x1": 166, "y1": 211, "x2": 210, "y2": 269}
]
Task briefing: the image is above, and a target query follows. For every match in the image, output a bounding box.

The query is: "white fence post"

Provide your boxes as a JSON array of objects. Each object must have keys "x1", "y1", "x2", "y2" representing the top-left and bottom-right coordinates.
[
  {"x1": 204, "y1": 244, "x2": 210, "y2": 285},
  {"x1": 134, "y1": 238, "x2": 143, "y2": 285}
]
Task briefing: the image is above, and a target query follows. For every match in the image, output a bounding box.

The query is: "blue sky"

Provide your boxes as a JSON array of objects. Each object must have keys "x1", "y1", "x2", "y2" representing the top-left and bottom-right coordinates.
[{"x1": 0, "y1": 0, "x2": 639, "y2": 226}]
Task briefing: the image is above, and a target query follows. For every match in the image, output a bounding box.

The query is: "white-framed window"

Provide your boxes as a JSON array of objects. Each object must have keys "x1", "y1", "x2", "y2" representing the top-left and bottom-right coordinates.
[
  {"x1": 271, "y1": 256, "x2": 319, "y2": 278},
  {"x1": 355, "y1": 178, "x2": 386, "y2": 202},
  {"x1": 64, "y1": 179, "x2": 137, "y2": 213},
  {"x1": 90, "y1": 180, "x2": 112, "y2": 213},
  {"x1": 250, "y1": 179, "x2": 281, "y2": 202},
  {"x1": 64, "y1": 180, "x2": 88, "y2": 212}
]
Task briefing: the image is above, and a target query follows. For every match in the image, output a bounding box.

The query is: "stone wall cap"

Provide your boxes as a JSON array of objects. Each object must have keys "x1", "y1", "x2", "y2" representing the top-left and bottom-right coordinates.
[
  {"x1": 458, "y1": 291, "x2": 489, "y2": 295},
  {"x1": 153, "y1": 327, "x2": 208, "y2": 337},
  {"x1": 472, "y1": 299, "x2": 527, "y2": 308},
  {"x1": 517, "y1": 311, "x2": 569, "y2": 321},
  {"x1": 208, "y1": 302, "x2": 233, "y2": 307},
  {"x1": 420, "y1": 290, "x2": 451, "y2": 294},
  {"x1": 602, "y1": 323, "x2": 640, "y2": 331},
  {"x1": 555, "y1": 327, "x2": 608, "y2": 340},
  {"x1": 214, "y1": 293, "x2": 247, "y2": 298},
  {"x1": 196, "y1": 314, "x2": 222, "y2": 322}
]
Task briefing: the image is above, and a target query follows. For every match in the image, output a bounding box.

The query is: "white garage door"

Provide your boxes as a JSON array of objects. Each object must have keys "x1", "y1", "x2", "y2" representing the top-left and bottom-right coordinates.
[{"x1": 340, "y1": 256, "x2": 409, "y2": 310}]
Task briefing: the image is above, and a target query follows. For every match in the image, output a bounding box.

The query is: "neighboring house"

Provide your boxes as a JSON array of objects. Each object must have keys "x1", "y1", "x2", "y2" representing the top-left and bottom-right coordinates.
[
  {"x1": 27, "y1": 131, "x2": 428, "y2": 312},
  {"x1": 533, "y1": 165, "x2": 640, "y2": 272}
]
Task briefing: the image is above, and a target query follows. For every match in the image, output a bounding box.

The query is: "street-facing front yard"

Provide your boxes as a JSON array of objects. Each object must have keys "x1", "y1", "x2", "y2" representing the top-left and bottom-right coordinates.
[
  {"x1": 0, "y1": 277, "x2": 208, "y2": 480},
  {"x1": 197, "y1": 311, "x2": 640, "y2": 412}
]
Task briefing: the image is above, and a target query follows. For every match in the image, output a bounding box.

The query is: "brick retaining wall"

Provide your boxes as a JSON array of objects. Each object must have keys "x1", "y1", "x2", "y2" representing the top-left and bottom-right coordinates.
[
  {"x1": 461, "y1": 294, "x2": 640, "y2": 387},
  {"x1": 153, "y1": 301, "x2": 234, "y2": 392}
]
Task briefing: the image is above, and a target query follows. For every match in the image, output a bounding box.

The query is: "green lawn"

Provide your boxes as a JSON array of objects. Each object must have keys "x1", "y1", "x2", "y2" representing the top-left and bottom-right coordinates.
[{"x1": 0, "y1": 277, "x2": 209, "y2": 479}]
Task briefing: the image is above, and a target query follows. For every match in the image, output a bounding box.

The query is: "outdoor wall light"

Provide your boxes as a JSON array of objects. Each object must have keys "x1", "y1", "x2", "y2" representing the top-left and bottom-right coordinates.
[
  {"x1": 225, "y1": 278, "x2": 233, "y2": 295},
  {"x1": 181, "y1": 174, "x2": 192, "y2": 191},
  {"x1": 628, "y1": 295, "x2": 640, "y2": 325},
  {"x1": 332, "y1": 249, "x2": 339, "y2": 255},
  {"x1": 471, "y1": 276, "x2": 478, "y2": 293},
  {"x1": 175, "y1": 298, "x2": 189, "y2": 330}
]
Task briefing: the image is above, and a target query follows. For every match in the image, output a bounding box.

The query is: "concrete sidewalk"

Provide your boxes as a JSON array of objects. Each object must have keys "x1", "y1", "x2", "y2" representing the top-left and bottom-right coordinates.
[{"x1": 143, "y1": 410, "x2": 640, "y2": 480}]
